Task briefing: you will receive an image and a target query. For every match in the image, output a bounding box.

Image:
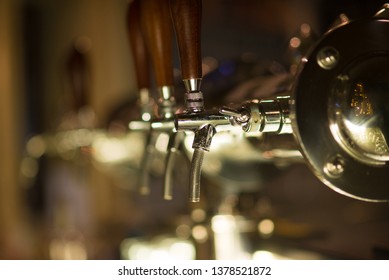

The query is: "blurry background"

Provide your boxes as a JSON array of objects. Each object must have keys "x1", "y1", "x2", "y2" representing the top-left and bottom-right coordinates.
[{"x1": 1, "y1": 0, "x2": 389, "y2": 260}]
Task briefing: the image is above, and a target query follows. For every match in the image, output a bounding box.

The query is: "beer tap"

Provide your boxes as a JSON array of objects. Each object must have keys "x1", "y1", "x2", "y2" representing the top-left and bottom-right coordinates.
[
  {"x1": 137, "y1": 0, "x2": 178, "y2": 197},
  {"x1": 170, "y1": 0, "x2": 293, "y2": 202},
  {"x1": 175, "y1": 98, "x2": 292, "y2": 202},
  {"x1": 140, "y1": 0, "x2": 175, "y2": 121},
  {"x1": 170, "y1": 0, "x2": 208, "y2": 203},
  {"x1": 127, "y1": 0, "x2": 157, "y2": 195}
]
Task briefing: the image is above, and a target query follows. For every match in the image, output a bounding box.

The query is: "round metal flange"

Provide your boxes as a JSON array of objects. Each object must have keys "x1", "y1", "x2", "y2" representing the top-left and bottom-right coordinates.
[{"x1": 291, "y1": 17, "x2": 389, "y2": 201}]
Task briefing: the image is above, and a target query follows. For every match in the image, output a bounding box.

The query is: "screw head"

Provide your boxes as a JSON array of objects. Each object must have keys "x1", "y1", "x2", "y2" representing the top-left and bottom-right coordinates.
[
  {"x1": 324, "y1": 155, "x2": 345, "y2": 178},
  {"x1": 317, "y1": 46, "x2": 339, "y2": 70}
]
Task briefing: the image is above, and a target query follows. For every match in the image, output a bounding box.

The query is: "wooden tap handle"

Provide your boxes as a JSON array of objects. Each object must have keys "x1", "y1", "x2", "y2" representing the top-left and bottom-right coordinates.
[
  {"x1": 170, "y1": 0, "x2": 202, "y2": 81},
  {"x1": 127, "y1": 0, "x2": 150, "y2": 90},
  {"x1": 140, "y1": 0, "x2": 174, "y2": 88},
  {"x1": 67, "y1": 45, "x2": 89, "y2": 111}
]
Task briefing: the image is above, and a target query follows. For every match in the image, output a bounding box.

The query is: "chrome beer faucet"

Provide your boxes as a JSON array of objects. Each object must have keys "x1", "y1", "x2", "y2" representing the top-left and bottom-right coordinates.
[
  {"x1": 134, "y1": 0, "x2": 178, "y2": 197},
  {"x1": 174, "y1": 98, "x2": 292, "y2": 202},
  {"x1": 170, "y1": 0, "x2": 293, "y2": 202}
]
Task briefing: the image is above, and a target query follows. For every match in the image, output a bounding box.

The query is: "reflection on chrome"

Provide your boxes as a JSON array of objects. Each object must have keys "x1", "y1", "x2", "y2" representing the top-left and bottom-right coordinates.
[
  {"x1": 350, "y1": 83, "x2": 373, "y2": 117},
  {"x1": 343, "y1": 119, "x2": 389, "y2": 158},
  {"x1": 332, "y1": 64, "x2": 389, "y2": 164}
]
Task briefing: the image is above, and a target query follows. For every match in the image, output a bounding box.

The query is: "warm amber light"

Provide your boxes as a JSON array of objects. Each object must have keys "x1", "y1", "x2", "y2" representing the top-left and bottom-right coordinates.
[
  {"x1": 350, "y1": 83, "x2": 373, "y2": 117},
  {"x1": 331, "y1": 54, "x2": 389, "y2": 164}
]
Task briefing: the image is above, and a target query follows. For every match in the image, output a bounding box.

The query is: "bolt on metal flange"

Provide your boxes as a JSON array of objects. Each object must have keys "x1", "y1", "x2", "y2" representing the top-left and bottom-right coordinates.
[
  {"x1": 317, "y1": 46, "x2": 339, "y2": 70},
  {"x1": 324, "y1": 155, "x2": 345, "y2": 178}
]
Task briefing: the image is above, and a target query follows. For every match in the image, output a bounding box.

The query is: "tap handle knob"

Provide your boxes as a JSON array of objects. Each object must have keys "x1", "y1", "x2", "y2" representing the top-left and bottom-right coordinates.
[
  {"x1": 127, "y1": 0, "x2": 150, "y2": 90},
  {"x1": 141, "y1": 0, "x2": 174, "y2": 88},
  {"x1": 170, "y1": 0, "x2": 202, "y2": 82}
]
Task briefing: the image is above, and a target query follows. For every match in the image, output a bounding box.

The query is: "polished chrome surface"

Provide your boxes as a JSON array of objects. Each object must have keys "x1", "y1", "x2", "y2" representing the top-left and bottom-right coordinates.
[
  {"x1": 136, "y1": 84, "x2": 177, "y2": 198},
  {"x1": 150, "y1": 119, "x2": 176, "y2": 131},
  {"x1": 330, "y1": 54, "x2": 389, "y2": 165},
  {"x1": 183, "y1": 78, "x2": 202, "y2": 93},
  {"x1": 291, "y1": 16, "x2": 389, "y2": 201},
  {"x1": 176, "y1": 110, "x2": 231, "y2": 132},
  {"x1": 192, "y1": 123, "x2": 216, "y2": 151},
  {"x1": 157, "y1": 85, "x2": 176, "y2": 119},
  {"x1": 176, "y1": 94, "x2": 296, "y2": 202},
  {"x1": 189, "y1": 149, "x2": 204, "y2": 203},
  {"x1": 138, "y1": 131, "x2": 157, "y2": 195},
  {"x1": 128, "y1": 120, "x2": 151, "y2": 131},
  {"x1": 316, "y1": 47, "x2": 339, "y2": 70},
  {"x1": 183, "y1": 79, "x2": 204, "y2": 112},
  {"x1": 189, "y1": 124, "x2": 216, "y2": 202},
  {"x1": 163, "y1": 131, "x2": 185, "y2": 200},
  {"x1": 244, "y1": 97, "x2": 292, "y2": 134},
  {"x1": 138, "y1": 88, "x2": 154, "y2": 122},
  {"x1": 219, "y1": 107, "x2": 250, "y2": 123},
  {"x1": 375, "y1": 3, "x2": 389, "y2": 18}
]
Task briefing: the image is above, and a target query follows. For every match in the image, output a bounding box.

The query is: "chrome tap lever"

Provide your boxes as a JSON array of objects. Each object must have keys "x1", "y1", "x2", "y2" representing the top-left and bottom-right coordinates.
[
  {"x1": 219, "y1": 106, "x2": 250, "y2": 126},
  {"x1": 218, "y1": 97, "x2": 292, "y2": 136}
]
